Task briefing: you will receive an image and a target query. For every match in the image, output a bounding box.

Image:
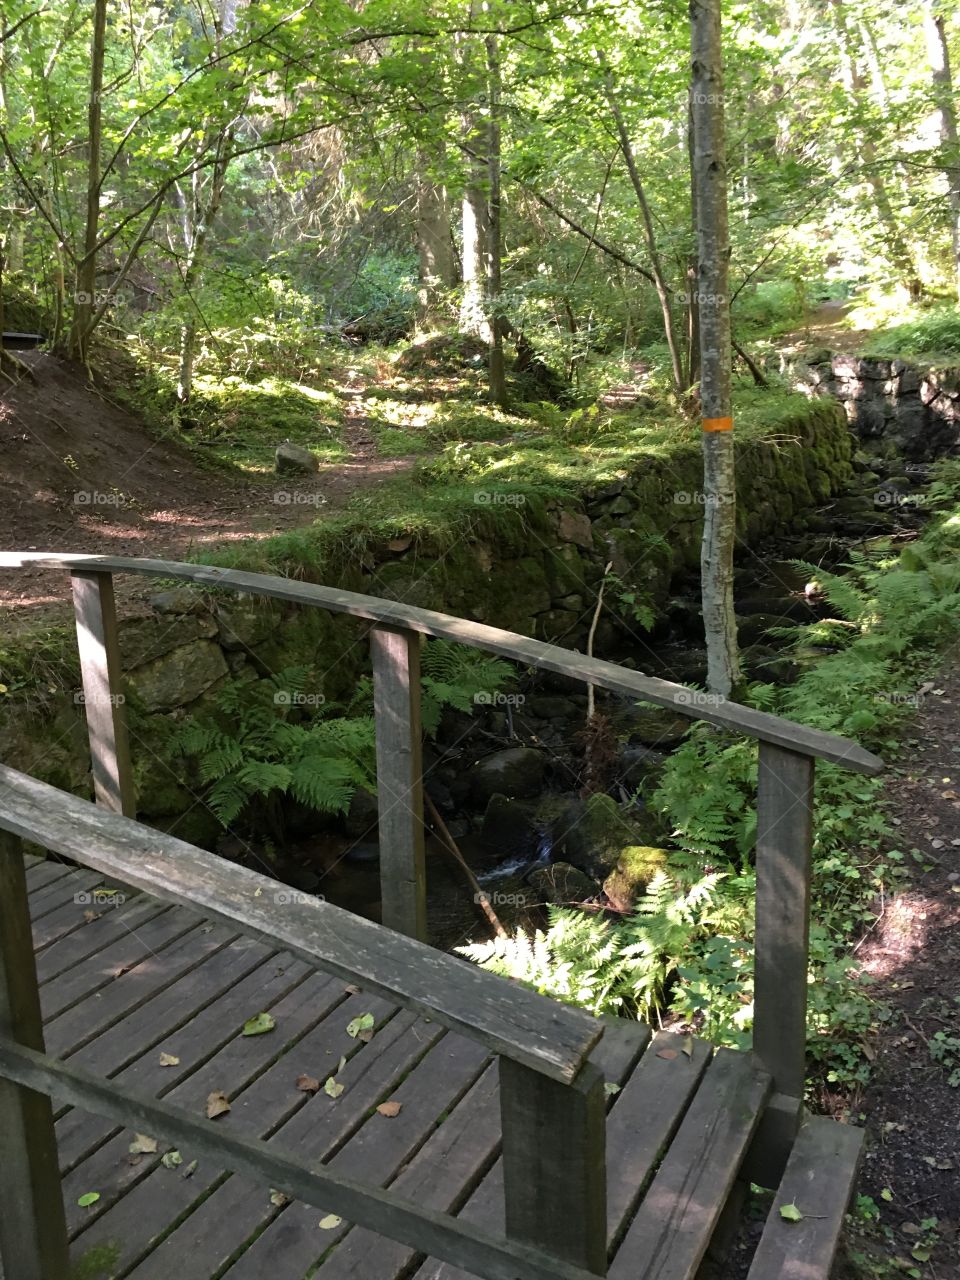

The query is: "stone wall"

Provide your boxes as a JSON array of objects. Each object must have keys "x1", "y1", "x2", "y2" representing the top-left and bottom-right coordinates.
[
  {"x1": 799, "y1": 354, "x2": 960, "y2": 460},
  {"x1": 0, "y1": 399, "x2": 854, "y2": 839}
]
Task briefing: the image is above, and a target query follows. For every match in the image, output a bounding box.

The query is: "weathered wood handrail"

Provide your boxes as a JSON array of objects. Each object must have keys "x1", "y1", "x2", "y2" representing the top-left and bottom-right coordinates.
[
  {"x1": 0, "y1": 552, "x2": 884, "y2": 772},
  {"x1": 0, "y1": 550, "x2": 885, "y2": 1174},
  {"x1": 0, "y1": 825, "x2": 607, "y2": 1280},
  {"x1": 0, "y1": 764, "x2": 599, "y2": 1084}
]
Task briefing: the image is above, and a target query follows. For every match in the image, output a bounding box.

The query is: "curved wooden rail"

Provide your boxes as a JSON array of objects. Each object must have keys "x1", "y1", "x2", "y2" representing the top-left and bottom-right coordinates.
[
  {"x1": 0, "y1": 550, "x2": 887, "y2": 1277},
  {"x1": 0, "y1": 552, "x2": 882, "y2": 773}
]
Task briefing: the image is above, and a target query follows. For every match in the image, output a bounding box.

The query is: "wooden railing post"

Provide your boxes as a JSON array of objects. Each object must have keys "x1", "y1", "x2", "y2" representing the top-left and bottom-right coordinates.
[
  {"x1": 500, "y1": 1058, "x2": 608, "y2": 1275},
  {"x1": 749, "y1": 742, "x2": 815, "y2": 1180},
  {"x1": 71, "y1": 569, "x2": 136, "y2": 816},
  {"x1": 370, "y1": 625, "x2": 427, "y2": 940},
  {"x1": 0, "y1": 833, "x2": 71, "y2": 1280}
]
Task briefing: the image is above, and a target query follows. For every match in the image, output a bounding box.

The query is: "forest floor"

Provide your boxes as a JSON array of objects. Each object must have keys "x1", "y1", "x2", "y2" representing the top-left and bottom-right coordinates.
[
  {"x1": 837, "y1": 649, "x2": 960, "y2": 1279},
  {"x1": 0, "y1": 350, "x2": 414, "y2": 628}
]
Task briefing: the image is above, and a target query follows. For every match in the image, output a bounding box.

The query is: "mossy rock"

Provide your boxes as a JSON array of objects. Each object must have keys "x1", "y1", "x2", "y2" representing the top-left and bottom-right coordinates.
[
  {"x1": 118, "y1": 614, "x2": 218, "y2": 670},
  {"x1": 556, "y1": 793, "x2": 665, "y2": 880},
  {"x1": 628, "y1": 704, "x2": 692, "y2": 750},
  {"x1": 602, "y1": 845, "x2": 670, "y2": 911},
  {"x1": 123, "y1": 639, "x2": 229, "y2": 712},
  {"x1": 526, "y1": 861, "x2": 597, "y2": 906}
]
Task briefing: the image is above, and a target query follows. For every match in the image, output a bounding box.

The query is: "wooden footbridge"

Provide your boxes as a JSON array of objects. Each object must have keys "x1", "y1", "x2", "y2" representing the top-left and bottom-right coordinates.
[{"x1": 0, "y1": 553, "x2": 883, "y2": 1280}]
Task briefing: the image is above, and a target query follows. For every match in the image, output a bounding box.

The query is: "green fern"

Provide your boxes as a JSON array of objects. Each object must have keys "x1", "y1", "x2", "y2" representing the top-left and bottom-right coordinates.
[
  {"x1": 420, "y1": 639, "x2": 518, "y2": 735},
  {"x1": 172, "y1": 665, "x2": 377, "y2": 831}
]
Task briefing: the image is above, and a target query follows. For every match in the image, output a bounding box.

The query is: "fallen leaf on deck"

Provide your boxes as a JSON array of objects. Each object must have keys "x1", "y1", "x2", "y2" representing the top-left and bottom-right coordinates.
[
  {"x1": 182, "y1": 1160, "x2": 198, "y2": 1178},
  {"x1": 161, "y1": 1151, "x2": 183, "y2": 1169},
  {"x1": 242, "y1": 1011, "x2": 276, "y2": 1037},
  {"x1": 779, "y1": 1203, "x2": 803, "y2": 1222},
  {"x1": 346, "y1": 1013, "x2": 375, "y2": 1039},
  {"x1": 77, "y1": 1192, "x2": 100, "y2": 1208},
  {"x1": 656, "y1": 1049, "x2": 677, "y2": 1060},
  {"x1": 270, "y1": 1189, "x2": 290, "y2": 1207},
  {"x1": 206, "y1": 1090, "x2": 231, "y2": 1119},
  {"x1": 324, "y1": 1076, "x2": 344, "y2": 1098},
  {"x1": 319, "y1": 1215, "x2": 342, "y2": 1230},
  {"x1": 604, "y1": 1082, "x2": 621, "y2": 1096},
  {"x1": 129, "y1": 1134, "x2": 158, "y2": 1155},
  {"x1": 159, "y1": 1052, "x2": 180, "y2": 1067},
  {"x1": 377, "y1": 1101, "x2": 402, "y2": 1117},
  {"x1": 297, "y1": 1074, "x2": 321, "y2": 1094},
  {"x1": 681, "y1": 1036, "x2": 693, "y2": 1058}
]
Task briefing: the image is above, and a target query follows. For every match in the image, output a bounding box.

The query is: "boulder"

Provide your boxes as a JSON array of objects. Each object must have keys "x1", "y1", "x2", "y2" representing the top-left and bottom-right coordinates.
[
  {"x1": 275, "y1": 441, "x2": 320, "y2": 474},
  {"x1": 602, "y1": 846, "x2": 669, "y2": 911},
  {"x1": 554, "y1": 793, "x2": 665, "y2": 880},
  {"x1": 118, "y1": 614, "x2": 218, "y2": 669},
  {"x1": 469, "y1": 747, "x2": 547, "y2": 803},
  {"x1": 556, "y1": 510, "x2": 594, "y2": 549},
  {"x1": 628, "y1": 705, "x2": 692, "y2": 750},
  {"x1": 124, "y1": 639, "x2": 229, "y2": 711},
  {"x1": 149, "y1": 587, "x2": 209, "y2": 616},
  {"x1": 480, "y1": 794, "x2": 540, "y2": 859},
  {"x1": 526, "y1": 862, "x2": 597, "y2": 906},
  {"x1": 214, "y1": 600, "x2": 277, "y2": 652},
  {"x1": 345, "y1": 788, "x2": 379, "y2": 839}
]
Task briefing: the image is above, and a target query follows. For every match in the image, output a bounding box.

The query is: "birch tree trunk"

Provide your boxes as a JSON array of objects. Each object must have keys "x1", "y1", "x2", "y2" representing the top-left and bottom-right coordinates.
[
  {"x1": 460, "y1": 118, "x2": 490, "y2": 341},
  {"x1": 690, "y1": 0, "x2": 740, "y2": 698},
  {"x1": 923, "y1": 3, "x2": 960, "y2": 301},
  {"x1": 70, "y1": 0, "x2": 107, "y2": 362}
]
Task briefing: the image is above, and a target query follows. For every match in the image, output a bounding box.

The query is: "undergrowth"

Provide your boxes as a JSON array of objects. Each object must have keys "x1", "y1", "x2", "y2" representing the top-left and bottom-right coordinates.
[{"x1": 463, "y1": 459, "x2": 960, "y2": 1092}]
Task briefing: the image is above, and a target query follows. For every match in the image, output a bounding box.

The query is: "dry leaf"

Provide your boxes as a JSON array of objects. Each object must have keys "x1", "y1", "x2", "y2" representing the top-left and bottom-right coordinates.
[
  {"x1": 270, "y1": 1189, "x2": 290, "y2": 1207},
  {"x1": 129, "y1": 1133, "x2": 158, "y2": 1155},
  {"x1": 377, "y1": 1101, "x2": 402, "y2": 1118},
  {"x1": 182, "y1": 1159, "x2": 198, "y2": 1179},
  {"x1": 159, "y1": 1052, "x2": 180, "y2": 1067},
  {"x1": 297, "y1": 1074, "x2": 321, "y2": 1094},
  {"x1": 206, "y1": 1090, "x2": 231, "y2": 1119},
  {"x1": 344, "y1": 984, "x2": 360, "y2": 995},
  {"x1": 83, "y1": 910, "x2": 97, "y2": 923},
  {"x1": 319, "y1": 1214, "x2": 342, "y2": 1230},
  {"x1": 681, "y1": 1036, "x2": 693, "y2": 1059},
  {"x1": 161, "y1": 1150, "x2": 183, "y2": 1169},
  {"x1": 656, "y1": 1049, "x2": 677, "y2": 1060},
  {"x1": 324, "y1": 1076, "x2": 344, "y2": 1099}
]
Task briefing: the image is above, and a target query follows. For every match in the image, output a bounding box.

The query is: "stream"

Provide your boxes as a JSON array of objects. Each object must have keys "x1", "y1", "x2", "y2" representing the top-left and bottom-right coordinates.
[{"x1": 243, "y1": 458, "x2": 933, "y2": 951}]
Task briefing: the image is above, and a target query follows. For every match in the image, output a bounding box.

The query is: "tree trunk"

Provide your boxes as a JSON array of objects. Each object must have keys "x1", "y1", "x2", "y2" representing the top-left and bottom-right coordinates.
[
  {"x1": 176, "y1": 0, "x2": 238, "y2": 407},
  {"x1": 830, "y1": 0, "x2": 921, "y2": 298},
  {"x1": 691, "y1": 0, "x2": 741, "y2": 699},
  {"x1": 924, "y1": 3, "x2": 960, "y2": 301},
  {"x1": 70, "y1": 0, "x2": 108, "y2": 362},
  {"x1": 485, "y1": 33, "x2": 506, "y2": 407},
  {"x1": 686, "y1": 91, "x2": 701, "y2": 388},
  {"x1": 415, "y1": 169, "x2": 456, "y2": 325},
  {"x1": 176, "y1": 148, "x2": 230, "y2": 407},
  {"x1": 604, "y1": 66, "x2": 687, "y2": 395},
  {"x1": 460, "y1": 117, "x2": 490, "y2": 341}
]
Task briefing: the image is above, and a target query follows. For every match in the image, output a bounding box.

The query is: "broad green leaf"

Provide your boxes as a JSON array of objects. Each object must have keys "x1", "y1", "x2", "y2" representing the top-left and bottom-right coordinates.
[{"x1": 242, "y1": 1012, "x2": 276, "y2": 1037}]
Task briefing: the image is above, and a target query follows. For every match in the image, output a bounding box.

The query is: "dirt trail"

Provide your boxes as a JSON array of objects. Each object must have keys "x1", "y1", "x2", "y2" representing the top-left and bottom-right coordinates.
[
  {"x1": 843, "y1": 652, "x2": 960, "y2": 1275},
  {"x1": 0, "y1": 353, "x2": 412, "y2": 629}
]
